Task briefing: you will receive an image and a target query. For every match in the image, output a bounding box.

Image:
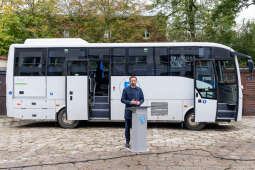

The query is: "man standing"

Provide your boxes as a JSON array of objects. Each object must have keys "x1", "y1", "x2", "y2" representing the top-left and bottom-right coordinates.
[{"x1": 121, "y1": 76, "x2": 144, "y2": 148}]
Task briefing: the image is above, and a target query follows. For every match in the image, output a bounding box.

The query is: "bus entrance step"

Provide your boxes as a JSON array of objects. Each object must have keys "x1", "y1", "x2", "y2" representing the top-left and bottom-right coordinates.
[
  {"x1": 90, "y1": 109, "x2": 109, "y2": 118},
  {"x1": 95, "y1": 96, "x2": 108, "y2": 103},
  {"x1": 218, "y1": 103, "x2": 236, "y2": 110},
  {"x1": 216, "y1": 110, "x2": 236, "y2": 118},
  {"x1": 91, "y1": 103, "x2": 109, "y2": 109}
]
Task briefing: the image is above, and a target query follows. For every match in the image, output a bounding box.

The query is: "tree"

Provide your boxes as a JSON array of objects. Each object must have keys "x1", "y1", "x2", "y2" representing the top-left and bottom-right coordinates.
[
  {"x1": 232, "y1": 21, "x2": 255, "y2": 63},
  {"x1": 151, "y1": 0, "x2": 204, "y2": 41},
  {"x1": 1, "y1": 0, "x2": 253, "y2": 57},
  {"x1": 17, "y1": 0, "x2": 61, "y2": 38},
  {"x1": 84, "y1": 0, "x2": 148, "y2": 42},
  {"x1": 151, "y1": 0, "x2": 247, "y2": 44},
  {"x1": 56, "y1": 0, "x2": 150, "y2": 42},
  {"x1": 0, "y1": 0, "x2": 24, "y2": 55},
  {"x1": 0, "y1": 0, "x2": 61, "y2": 55}
]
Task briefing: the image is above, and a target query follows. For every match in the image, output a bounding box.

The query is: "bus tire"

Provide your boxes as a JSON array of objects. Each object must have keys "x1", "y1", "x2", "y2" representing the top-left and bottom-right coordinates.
[
  {"x1": 184, "y1": 110, "x2": 205, "y2": 131},
  {"x1": 57, "y1": 109, "x2": 79, "y2": 129}
]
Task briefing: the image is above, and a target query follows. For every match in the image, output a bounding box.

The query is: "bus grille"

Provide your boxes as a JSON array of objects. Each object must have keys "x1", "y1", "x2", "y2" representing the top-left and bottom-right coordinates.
[{"x1": 151, "y1": 102, "x2": 168, "y2": 116}]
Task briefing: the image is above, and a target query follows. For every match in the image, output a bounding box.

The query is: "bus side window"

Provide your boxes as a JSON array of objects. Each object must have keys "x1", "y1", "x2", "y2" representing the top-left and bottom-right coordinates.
[
  {"x1": 14, "y1": 48, "x2": 46, "y2": 76},
  {"x1": 155, "y1": 48, "x2": 169, "y2": 76},
  {"x1": 198, "y1": 48, "x2": 212, "y2": 58},
  {"x1": 67, "y1": 61, "x2": 87, "y2": 76},
  {"x1": 47, "y1": 48, "x2": 66, "y2": 76},
  {"x1": 127, "y1": 47, "x2": 153, "y2": 76},
  {"x1": 68, "y1": 48, "x2": 86, "y2": 60},
  {"x1": 66, "y1": 48, "x2": 87, "y2": 76},
  {"x1": 214, "y1": 47, "x2": 231, "y2": 59},
  {"x1": 112, "y1": 48, "x2": 126, "y2": 76},
  {"x1": 169, "y1": 47, "x2": 194, "y2": 78},
  {"x1": 88, "y1": 48, "x2": 110, "y2": 60}
]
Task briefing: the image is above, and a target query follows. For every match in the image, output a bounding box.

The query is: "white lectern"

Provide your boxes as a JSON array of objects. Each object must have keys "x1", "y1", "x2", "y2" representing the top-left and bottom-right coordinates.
[{"x1": 128, "y1": 106, "x2": 149, "y2": 153}]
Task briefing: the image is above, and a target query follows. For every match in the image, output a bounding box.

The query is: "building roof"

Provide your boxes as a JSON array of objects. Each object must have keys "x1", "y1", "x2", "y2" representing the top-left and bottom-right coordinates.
[{"x1": 0, "y1": 56, "x2": 7, "y2": 60}]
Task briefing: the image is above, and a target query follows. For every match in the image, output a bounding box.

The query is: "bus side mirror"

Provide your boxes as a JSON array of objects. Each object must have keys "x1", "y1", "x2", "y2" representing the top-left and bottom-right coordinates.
[{"x1": 248, "y1": 59, "x2": 254, "y2": 73}]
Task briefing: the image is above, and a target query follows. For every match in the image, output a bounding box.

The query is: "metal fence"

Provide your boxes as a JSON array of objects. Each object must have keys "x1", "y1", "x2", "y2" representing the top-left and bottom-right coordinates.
[{"x1": 240, "y1": 69, "x2": 255, "y2": 116}]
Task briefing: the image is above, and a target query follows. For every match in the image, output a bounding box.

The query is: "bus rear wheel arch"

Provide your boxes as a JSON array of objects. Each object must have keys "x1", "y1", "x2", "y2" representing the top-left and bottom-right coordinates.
[
  {"x1": 57, "y1": 108, "x2": 79, "y2": 129},
  {"x1": 184, "y1": 109, "x2": 206, "y2": 130}
]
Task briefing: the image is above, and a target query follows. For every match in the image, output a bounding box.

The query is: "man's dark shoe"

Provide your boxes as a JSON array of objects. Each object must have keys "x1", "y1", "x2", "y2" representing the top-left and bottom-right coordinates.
[{"x1": 125, "y1": 143, "x2": 130, "y2": 148}]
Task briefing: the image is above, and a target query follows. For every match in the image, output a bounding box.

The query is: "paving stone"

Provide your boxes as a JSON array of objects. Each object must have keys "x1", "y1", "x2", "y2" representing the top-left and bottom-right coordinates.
[
  {"x1": 0, "y1": 117, "x2": 255, "y2": 169},
  {"x1": 22, "y1": 166, "x2": 42, "y2": 170},
  {"x1": 42, "y1": 165, "x2": 58, "y2": 170}
]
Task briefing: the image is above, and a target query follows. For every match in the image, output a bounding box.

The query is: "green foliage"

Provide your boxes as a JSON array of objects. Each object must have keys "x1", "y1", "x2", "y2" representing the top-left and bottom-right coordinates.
[
  {"x1": 0, "y1": 8, "x2": 23, "y2": 55},
  {"x1": 0, "y1": 0, "x2": 160, "y2": 56},
  {"x1": 232, "y1": 21, "x2": 255, "y2": 65},
  {"x1": 0, "y1": 0, "x2": 254, "y2": 63},
  {"x1": 0, "y1": 0, "x2": 62, "y2": 55},
  {"x1": 151, "y1": 0, "x2": 255, "y2": 62}
]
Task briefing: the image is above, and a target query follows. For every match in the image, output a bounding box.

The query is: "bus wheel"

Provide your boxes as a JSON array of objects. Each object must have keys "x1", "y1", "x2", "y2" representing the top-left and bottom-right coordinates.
[
  {"x1": 57, "y1": 109, "x2": 79, "y2": 129},
  {"x1": 184, "y1": 111, "x2": 205, "y2": 130}
]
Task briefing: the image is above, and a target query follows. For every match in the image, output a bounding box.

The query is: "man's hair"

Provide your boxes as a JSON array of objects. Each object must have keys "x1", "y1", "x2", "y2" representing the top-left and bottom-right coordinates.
[{"x1": 129, "y1": 76, "x2": 137, "y2": 81}]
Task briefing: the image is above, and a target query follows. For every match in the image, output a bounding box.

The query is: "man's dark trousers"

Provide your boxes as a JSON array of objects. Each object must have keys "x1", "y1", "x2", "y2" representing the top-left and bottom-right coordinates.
[{"x1": 125, "y1": 117, "x2": 132, "y2": 144}]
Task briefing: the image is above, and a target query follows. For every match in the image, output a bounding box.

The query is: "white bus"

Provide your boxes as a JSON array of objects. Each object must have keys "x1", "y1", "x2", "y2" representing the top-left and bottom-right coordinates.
[{"x1": 6, "y1": 38, "x2": 254, "y2": 130}]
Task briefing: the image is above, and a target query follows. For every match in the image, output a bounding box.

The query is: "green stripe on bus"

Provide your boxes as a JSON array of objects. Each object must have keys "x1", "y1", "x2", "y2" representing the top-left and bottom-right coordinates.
[{"x1": 15, "y1": 83, "x2": 27, "y2": 85}]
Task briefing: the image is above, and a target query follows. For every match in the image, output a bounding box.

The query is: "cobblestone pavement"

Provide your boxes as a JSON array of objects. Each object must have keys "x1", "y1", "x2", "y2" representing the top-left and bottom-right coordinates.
[{"x1": 0, "y1": 116, "x2": 255, "y2": 170}]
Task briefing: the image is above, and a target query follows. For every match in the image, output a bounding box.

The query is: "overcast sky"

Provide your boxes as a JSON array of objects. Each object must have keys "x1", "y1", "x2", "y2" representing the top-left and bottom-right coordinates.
[{"x1": 236, "y1": 4, "x2": 255, "y2": 25}]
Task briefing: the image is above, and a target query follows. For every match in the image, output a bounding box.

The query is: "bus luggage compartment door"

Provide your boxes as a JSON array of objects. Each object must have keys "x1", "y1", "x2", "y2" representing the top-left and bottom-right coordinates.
[
  {"x1": 66, "y1": 76, "x2": 88, "y2": 120},
  {"x1": 195, "y1": 60, "x2": 217, "y2": 122}
]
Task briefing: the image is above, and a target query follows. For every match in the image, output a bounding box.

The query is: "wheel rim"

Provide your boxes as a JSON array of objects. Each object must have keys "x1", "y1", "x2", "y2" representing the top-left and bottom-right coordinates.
[
  {"x1": 188, "y1": 112, "x2": 200, "y2": 126},
  {"x1": 62, "y1": 111, "x2": 76, "y2": 125}
]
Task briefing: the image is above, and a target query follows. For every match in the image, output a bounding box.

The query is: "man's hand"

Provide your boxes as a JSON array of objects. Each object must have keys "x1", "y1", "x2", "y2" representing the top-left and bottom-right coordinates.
[
  {"x1": 130, "y1": 100, "x2": 140, "y2": 105},
  {"x1": 130, "y1": 100, "x2": 137, "y2": 104}
]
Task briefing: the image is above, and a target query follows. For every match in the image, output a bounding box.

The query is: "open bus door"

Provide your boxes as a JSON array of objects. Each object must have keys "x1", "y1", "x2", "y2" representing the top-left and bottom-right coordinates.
[
  {"x1": 194, "y1": 60, "x2": 217, "y2": 122},
  {"x1": 66, "y1": 60, "x2": 88, "y2": 120}
]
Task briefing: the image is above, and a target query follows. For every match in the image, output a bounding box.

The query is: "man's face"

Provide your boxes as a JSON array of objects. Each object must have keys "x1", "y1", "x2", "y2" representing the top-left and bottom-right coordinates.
[{"x1": 130, "y1": 78, "x2": 137, "y2": 87}]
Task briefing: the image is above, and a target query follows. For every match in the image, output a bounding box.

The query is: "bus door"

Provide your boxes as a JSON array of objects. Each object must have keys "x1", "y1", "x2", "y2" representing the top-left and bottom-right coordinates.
[
  {"x1": 66, "y1": 60, "x2": 88, "y2": 120},
  {"x1": 194, "y1": 60, "x2": 217, "y2": 122},
  {"x1": 88, "y1": 59, "x2": 110, "y2": 119}
]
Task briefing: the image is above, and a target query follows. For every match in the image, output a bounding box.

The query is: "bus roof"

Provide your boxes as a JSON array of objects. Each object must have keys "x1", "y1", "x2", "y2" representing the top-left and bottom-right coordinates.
[
  {"x1": 13, "y1": 40, "x2": 234, "y2": 52},
  {"x1": 24, "y1": 38, "x2": 88, "y2": 45}
]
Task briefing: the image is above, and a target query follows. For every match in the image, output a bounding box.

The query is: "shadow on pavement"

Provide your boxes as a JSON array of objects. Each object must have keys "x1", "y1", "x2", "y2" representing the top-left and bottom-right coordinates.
[
  {"x1": 15, "y1": 120, "x2": 236, "y2": 131},
  {"x1": 206, "y1": 123, "x2": 240, "y2": 131}
]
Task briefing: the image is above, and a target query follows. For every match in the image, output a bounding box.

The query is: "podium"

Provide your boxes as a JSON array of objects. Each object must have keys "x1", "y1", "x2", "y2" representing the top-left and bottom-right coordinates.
[{"x1": 128, "y1": 106, "x2": 150, "y2": 152}]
